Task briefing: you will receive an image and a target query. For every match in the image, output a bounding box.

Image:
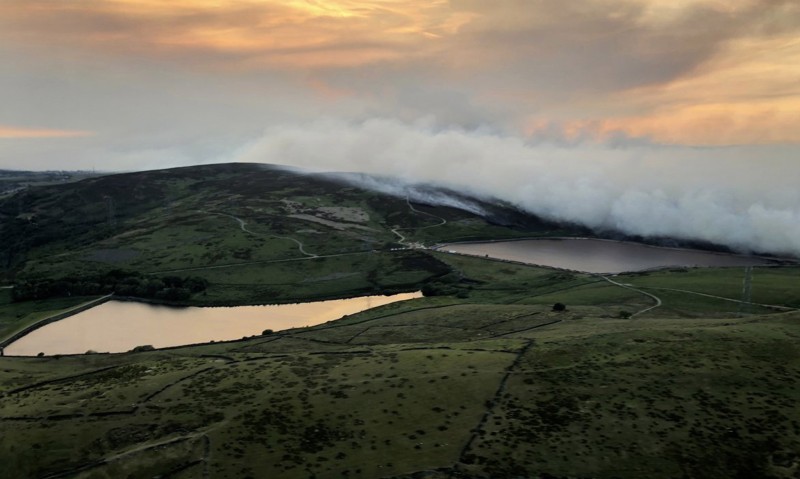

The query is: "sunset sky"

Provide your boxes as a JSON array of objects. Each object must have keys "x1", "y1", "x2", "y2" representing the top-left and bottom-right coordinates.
[
  {"x1": 2, "y1": 0, "x2": 798, "y2": 170},
  {"x1": 3, "y1": 0, "x2": 799, "y2": 253}
]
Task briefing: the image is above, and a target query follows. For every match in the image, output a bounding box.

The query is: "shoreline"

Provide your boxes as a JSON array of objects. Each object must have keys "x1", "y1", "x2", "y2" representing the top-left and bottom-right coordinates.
[
  {"x1": 0, "y1": 291, "x2": 422, "y2": 358},
  {"x1": 431, "y1": 237, "x2": 797, "y2": 265},
  {"x1": 110, "y1": 287, "x2": 422, "y2": 309},
  {"x1": 0, "y1": 294, "x2": 114, "y2": 352}
]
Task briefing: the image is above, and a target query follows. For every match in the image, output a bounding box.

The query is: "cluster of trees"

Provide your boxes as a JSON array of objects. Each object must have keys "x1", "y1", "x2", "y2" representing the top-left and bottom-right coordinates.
[
  {"x1": 421, "y1": 272, "x2": 471, "y2": 298},
  {"x1": 12, "y1": 270, "x2": 208, "y2": 302}
]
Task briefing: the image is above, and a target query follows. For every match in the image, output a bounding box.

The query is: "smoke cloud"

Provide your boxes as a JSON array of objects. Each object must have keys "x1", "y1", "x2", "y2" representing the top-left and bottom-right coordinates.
[
  {"x1": 234, "y1": 118, "x2": 800, "y2": 257},
  {"x1": 322, "y1": 171, "x2": 490, "y2": 217}
]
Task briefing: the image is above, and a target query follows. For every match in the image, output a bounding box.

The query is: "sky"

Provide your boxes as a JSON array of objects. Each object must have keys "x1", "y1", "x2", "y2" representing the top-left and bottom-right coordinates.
[{"x1": 1, "y1": 0, "x2": 799, "y2": 254}]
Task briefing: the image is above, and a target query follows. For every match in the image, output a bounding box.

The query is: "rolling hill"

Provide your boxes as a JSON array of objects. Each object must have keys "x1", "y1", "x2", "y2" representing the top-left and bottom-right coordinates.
[{"x1": 0, "y1": 164, "x2": 798, "y2": 479}]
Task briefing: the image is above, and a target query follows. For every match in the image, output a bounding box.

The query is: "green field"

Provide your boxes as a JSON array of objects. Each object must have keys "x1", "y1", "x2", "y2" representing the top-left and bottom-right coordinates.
[
  {"x1": 1, "y1": 164, "x2": 799, "y2": 478},
  {"x1": 622, "y1": 267, "x2": 800, "y2": 309},
  {"x1": 0, "y1": 289, "x2": 100, "y2": 343},
  {"x1": 2, "y1": 254, "x2": 799, "y2": 478},
  {"x1": 1, "y1": 311, "x2": 798, "y2": 478}
]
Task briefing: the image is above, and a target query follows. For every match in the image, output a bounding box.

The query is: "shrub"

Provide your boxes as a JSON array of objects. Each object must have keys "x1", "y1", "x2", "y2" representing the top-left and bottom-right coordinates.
[{"x1": 130, "y1": 345, "x2": 155, "y2": 352}]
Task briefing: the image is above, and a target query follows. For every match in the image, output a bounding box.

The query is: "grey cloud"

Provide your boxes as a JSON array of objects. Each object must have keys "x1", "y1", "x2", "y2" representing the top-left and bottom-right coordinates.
[
  {"x1": 2, "y1": 0, "x2": 798, "y2": 251},
  {"x1": 234, "y1": 118, "x2": 800, "y2": 257},
  {"x1": 306, "y1": 0, "x2": 800, "y2": 132},
  {"x1": 3, "y1": 0, "x2": 798, "y2": 146},
  {"x1": 442, "y1": 0, "x2": 800, "y2": 97},
  {"x1": 0, "y1": 46, "x2": 334, "y2": 170}
]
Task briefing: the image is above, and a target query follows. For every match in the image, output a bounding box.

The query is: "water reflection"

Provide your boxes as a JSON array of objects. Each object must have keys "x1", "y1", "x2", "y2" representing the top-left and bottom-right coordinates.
[
  {"x1": 438, "y1": 239, "x2": 777, "y2": 274},
  {"x1": 5, "y1": 292, "x2": 421, "y2": 356}
]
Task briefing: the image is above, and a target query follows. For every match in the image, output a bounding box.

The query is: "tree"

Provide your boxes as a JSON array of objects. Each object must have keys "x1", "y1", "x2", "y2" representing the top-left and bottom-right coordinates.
[{"x1": 552, "y1": 302, "x2": 566, "y2": 312}]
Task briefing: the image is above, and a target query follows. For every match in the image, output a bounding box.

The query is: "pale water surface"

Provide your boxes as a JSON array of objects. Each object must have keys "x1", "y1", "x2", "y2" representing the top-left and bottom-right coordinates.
[
  {"x1": 439, "y1": 239, "x2": 776, "y2": 274},
  {"x1": 5, "y1": 292, "x2": 421, "y2": 356}
]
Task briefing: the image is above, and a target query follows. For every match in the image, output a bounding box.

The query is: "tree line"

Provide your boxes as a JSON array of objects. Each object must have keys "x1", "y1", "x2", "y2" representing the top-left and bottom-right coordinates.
[{"x1": 12, "y1": 270, "x2": 208, "y2": 302}]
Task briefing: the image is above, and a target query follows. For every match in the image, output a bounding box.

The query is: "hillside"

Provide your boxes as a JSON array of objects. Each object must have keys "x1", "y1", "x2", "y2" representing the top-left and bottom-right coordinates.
[
  {"x1": 1, "y1": 164, "x2": 799, "y2": 478},
  {"x1": 0, "y1": 170, "x2": 100, "y2": 200},
  {"x1": 0, "y1": 163, "x2": 583, "y2": 295},
  {"x1": 1, "y1": 253, "x2": 799, "y2": 478}
]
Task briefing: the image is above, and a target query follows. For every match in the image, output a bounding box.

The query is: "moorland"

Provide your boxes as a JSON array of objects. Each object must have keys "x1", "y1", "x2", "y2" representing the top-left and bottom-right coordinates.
[{"x1": 1, "y1": 164, "x2": 798, "y2": 478}]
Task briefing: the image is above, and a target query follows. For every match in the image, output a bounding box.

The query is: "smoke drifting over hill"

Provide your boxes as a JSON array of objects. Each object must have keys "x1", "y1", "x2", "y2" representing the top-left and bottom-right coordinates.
[
  {"x1": 236, "y1": 119, "x2": 800, "y2": 257},
  {"x1": 322, "y1": 171, "x2": 489, "y2": 217}
]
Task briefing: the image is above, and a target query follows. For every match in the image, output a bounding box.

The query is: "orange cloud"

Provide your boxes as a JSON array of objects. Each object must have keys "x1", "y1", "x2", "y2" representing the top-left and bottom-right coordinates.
[
  {"x1": 516, "y1": 16, "x2": 800, "y2": 146},
  {"x1": 525, "y1": 98, "x2": 800, "y2": 146},
  {"x1": 608, "y1": 102, "x2": 800, "y2": 145},
  {"x1": 0, "y1": 126, "x2": 94, "y2": 139},
  {"x1": 0, "y1": 0, "x2": 458, "y2": 69},
  {"x1": 2, "y1": 0, "x2": 798, "y2": 146}
]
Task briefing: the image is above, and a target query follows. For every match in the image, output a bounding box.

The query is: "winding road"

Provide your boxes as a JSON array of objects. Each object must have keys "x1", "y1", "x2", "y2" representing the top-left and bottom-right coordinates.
[
  {"x1": 390, "y1": 227, "x2": 408, "y2": 246},
  {"x1": 600, "y1": 275, "x2": 663, "y2": 318},
  {"x1": 600, "y1": 278, "x2": 797, "y2": 316},
  {"x1": 405, "y1": 196, "x2": 447, "y2": 228},
  {"x1": 390, "y1": 196, "x2": 448, "y2": 246},
  {"x1": 205, "y1": 211, "x2": 317, "y2": 258},
  {"x1": 641, "y1": 286, "x2": 797, "y2": 311}
]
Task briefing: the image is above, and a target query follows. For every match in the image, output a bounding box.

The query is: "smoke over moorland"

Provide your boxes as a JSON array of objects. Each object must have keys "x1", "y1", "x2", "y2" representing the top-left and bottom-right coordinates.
[{"x1": 235, "y1": 119, "x2": 800, "y2": 257}]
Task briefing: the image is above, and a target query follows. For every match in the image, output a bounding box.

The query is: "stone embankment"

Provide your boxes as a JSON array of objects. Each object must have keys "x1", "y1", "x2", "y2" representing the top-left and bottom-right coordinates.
[{"x1": 0, "y1": 294, "x2": 113, "y2": 353}]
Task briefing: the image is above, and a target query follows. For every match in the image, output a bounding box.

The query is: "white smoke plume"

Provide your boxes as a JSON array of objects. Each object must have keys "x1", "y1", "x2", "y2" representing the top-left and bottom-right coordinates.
[
  {"x1": 322, "y1": 171, "x2": 489, "y2": 217},
  {"x1": 234, "y1": 118, "x2": 800, "y2": 257}
]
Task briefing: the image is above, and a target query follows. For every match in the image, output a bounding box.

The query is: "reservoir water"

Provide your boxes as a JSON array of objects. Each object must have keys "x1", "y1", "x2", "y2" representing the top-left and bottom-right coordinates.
[
  {"x1": 5, "y1": 292, "x2": 421, "y2": 356},
  {"x1": 438, "y1": 238, "x2": 778, "y2": 274}
]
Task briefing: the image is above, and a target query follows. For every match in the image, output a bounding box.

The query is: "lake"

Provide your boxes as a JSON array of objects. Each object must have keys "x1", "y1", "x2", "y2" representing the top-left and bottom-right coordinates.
[
  {"x1": 437, "y1": 238, "x2": 778, "y2": 274},
  {"x1": 4, "y1": 292, "x2": 422, "y2": 356}
]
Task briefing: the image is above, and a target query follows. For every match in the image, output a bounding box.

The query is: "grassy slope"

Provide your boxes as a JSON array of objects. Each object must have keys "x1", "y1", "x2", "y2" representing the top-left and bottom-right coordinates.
[
  {"x1": 0, "y1": 289, "x2": 100, "y2": 343},
  {"x1": 622, "y1": 267, "x2": 800, "y2": 308},
  {"x1": 0, "y1": 170, "x2": 99, "y2": 199},
  {"x1": 1, "y1": 256, "x2": 799, "y2": 478},
  {"x1": 2, "y1": 164, "x2": 799, "y2": 477},
  {"x1": 0, "y1": 164, "x2": 569, "y2": 285}
]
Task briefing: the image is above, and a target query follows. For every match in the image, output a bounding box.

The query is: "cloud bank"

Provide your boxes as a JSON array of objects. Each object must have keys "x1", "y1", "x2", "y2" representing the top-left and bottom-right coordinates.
[
  {"x1": 234, "y1": 119, "x2": 800, "y2": 257},
  {"x1": 2, "y1": 0, "x2": 799, "y2": 172},
  {"x1": 2, "y1": 1, "x2": 798, "y2": 257}
]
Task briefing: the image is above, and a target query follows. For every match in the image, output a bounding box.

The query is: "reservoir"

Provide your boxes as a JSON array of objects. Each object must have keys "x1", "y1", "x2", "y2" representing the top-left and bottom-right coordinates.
[
  {"x1": 4, "y1": 292, "x2": 421, "y2": 356},
  {"x1": 438, "y1": 238, "x2": 778, "y2": 274}
]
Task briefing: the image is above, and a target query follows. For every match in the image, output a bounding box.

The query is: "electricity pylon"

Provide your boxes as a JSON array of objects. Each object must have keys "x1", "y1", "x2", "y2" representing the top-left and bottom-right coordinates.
[{"x1": 739, "y1": 266, "x2": 753, "y2": 316}]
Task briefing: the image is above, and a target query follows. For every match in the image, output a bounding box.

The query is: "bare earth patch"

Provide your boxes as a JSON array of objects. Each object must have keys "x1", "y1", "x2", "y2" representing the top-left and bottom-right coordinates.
[
  {"x1": 316, "y1": 206, "x2": 370, "y2": 223},
  {"x1": 289, "y1": 214, "x2": 377, "y2": 232},
  {"x1": 281, "y1": 199, "x2": 370, "y2": 224}
]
